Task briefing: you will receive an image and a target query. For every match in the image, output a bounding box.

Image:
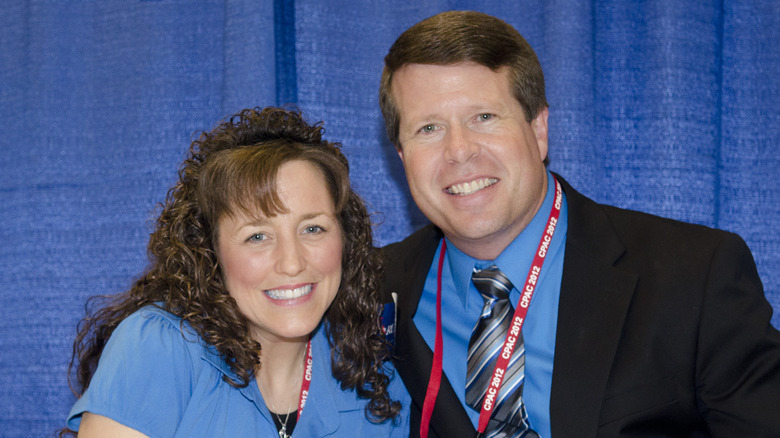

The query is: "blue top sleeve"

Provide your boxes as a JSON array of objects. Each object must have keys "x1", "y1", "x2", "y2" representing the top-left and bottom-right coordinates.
[{"x1": 66, "y1": 307, "x2": 197, "y2": 436}]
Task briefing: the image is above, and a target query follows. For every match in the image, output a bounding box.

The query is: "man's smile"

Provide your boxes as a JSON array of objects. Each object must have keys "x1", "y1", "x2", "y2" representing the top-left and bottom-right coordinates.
[{"x1": 446, "y1": 177, "x2": 498, "y2": 196}]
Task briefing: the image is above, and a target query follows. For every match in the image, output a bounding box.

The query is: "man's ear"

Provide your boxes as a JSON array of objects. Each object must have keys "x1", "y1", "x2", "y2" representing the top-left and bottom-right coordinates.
[{"x1": 533, "y1": 107, "x2": 549, "y2": 161}]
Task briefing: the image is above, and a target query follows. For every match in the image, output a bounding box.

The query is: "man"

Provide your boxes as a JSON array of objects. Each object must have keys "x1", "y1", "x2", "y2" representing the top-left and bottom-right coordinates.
[{"x1": 379, "y1": 10, "x2": 780, "y2": 438}]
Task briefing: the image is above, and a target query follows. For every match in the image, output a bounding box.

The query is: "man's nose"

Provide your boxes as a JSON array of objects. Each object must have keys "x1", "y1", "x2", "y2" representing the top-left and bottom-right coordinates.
[{"x1": 443, "y1": 126, "x2": 479, "y2": 163}]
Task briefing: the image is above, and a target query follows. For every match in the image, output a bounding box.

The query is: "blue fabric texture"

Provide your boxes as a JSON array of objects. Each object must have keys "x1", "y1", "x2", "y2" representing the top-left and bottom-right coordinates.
[
  {"x1": 1, "y1": 1, "x2": 778, "y2": 436},
  {"x1": 414, "y1": 171, "x2": 567, "y2": 438},
  {"x1": 66, "y1": 306, "x2": 410, "y2": 437}
]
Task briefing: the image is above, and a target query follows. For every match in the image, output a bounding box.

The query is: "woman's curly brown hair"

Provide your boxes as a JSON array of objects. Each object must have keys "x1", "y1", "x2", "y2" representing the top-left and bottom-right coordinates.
[{"x1": 63, "y1": 107, "x2": 400, "y2": 434}]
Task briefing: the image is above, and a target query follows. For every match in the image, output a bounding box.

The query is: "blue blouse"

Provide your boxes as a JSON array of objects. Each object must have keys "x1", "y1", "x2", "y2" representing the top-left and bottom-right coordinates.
[{"x1": 67, "y1": 306, "x2": 410, "y2": 437}]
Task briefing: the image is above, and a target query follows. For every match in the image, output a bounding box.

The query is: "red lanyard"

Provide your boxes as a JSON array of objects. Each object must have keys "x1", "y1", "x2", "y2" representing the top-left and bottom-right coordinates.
[
  {"x1": 419, "y1": 238, "x2": 447, "y2": 438},
  {"x1": 419, "y1": 177, "x2": 562, "y2": 437},
  {"x1": 297, "y1": 338, "x2": 313, "y2": 420}
]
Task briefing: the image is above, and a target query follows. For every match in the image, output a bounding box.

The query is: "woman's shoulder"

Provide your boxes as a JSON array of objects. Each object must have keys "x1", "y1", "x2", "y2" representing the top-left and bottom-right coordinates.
[
  {"x1": 106, "y1": 305, "x2": 206, "y2": 363},
  {"x1": 120, "y1": 304, "x2": 183, "y2": 328},
  {"x1": 66, "y1": 306, "x2": 205, "y2": 434}
]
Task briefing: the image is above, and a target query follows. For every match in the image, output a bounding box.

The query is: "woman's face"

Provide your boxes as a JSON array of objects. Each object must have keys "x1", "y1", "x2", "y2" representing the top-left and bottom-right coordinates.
[{"x1": 216, "y1": 159, "x2": 343, "y2": 344}]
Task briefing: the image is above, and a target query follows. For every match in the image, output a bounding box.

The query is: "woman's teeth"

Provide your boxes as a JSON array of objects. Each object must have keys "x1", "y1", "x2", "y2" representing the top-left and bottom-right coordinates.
[{"x1": 265, "y1": 284, "x2": 312, "y2": 300}]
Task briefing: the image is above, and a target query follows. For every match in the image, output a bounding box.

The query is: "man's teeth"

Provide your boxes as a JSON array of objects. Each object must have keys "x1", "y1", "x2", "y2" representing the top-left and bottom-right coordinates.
[
  {"x1": 447, "y1": 178, "x2": 498, "y2": 196},
  {"x1": 265, "y1": 284, "x2": 312, "y2": 300}
]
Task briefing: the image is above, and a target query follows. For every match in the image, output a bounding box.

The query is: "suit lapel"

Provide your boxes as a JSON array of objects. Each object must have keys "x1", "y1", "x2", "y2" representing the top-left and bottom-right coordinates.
[
  {"x1": 550, "y1": 176, "x2": 638, "y2": 437},
  {"x1": 386, "y1": 225, "x2": 476, "y2": 437}
]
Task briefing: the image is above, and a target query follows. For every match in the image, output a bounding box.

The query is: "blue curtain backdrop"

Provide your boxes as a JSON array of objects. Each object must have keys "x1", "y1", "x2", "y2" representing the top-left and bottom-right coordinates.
[{"x1": 1, "y1": 1, "x2": 778, "y2": 436}]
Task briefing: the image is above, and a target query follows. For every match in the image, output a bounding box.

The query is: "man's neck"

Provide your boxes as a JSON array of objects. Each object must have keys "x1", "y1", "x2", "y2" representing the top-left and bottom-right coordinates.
[{"x1": 448, "y1": 194, "x2": 548, "y2": 260}]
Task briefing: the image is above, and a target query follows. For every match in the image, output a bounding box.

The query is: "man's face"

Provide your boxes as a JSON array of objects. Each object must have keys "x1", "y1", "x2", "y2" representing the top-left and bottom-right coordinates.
[{"x1": 392, "y1": 62, "x2": 549, "y2": 260}]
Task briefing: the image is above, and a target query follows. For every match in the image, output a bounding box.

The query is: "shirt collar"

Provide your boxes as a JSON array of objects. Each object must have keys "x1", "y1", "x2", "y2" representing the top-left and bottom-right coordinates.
[{"x1": 446, "y1": 170, "x2": 559, "y2": 308}]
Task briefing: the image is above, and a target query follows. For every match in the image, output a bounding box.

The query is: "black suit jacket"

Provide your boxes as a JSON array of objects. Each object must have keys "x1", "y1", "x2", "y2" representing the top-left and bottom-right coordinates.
[{"x1": 382, "y1": 175, "x2": 780, "y2": 437}]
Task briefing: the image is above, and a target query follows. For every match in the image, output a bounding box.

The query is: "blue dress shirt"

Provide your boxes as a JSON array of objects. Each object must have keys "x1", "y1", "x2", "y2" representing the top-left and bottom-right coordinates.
[{"x1": 413, "y1": 171, "x2": 568, "y2": 438}]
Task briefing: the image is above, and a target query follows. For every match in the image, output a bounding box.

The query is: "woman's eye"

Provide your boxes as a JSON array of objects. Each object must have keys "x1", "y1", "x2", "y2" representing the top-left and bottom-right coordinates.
[
  {"x1": 247, "y1": 233, "x2": 266, "y2": 242},
  {"x1": 304, "y1": 225, "x2": 325, "y2": 234}
]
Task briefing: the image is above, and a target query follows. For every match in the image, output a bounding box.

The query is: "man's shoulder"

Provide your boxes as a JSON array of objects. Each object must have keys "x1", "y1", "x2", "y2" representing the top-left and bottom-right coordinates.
[
  {"x1": 379, "y1": 224, "x2": 441, "y2": 299},
  {"x1": 381, "y1": 223, "x2": 442, "y2": 258},
  {"x1": 561, "y1": 175, "x2": 732, "y2": 239},
  {"x1": 560, "y1": 174, "x2": 747, "y2": 267},
  {"x1": 601, "y1": 202, "x2": 736, "y2": 247},
  {"x1": 571, "y1": 185, "x2": 744, "y2": 264}
]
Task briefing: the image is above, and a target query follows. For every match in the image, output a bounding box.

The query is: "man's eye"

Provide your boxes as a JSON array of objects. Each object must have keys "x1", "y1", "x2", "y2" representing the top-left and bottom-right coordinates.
[
  {"x1": 420, "y1": 124, "x2": 436, "y2": 133},
  {"x1": 479, "y1": 114, "x2": 493, "y2": 121}
]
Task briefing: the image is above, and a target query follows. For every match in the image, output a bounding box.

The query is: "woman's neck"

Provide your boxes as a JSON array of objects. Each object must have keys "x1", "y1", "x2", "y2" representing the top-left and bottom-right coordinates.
[{"x1": 256, "y1": 338, "x2": 308, "y2": 414}]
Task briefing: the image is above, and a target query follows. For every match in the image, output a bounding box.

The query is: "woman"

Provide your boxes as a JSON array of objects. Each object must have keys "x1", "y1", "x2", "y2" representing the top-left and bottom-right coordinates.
[{"x1": 62, "y1": 107, "x2": 409, "y2": 437}]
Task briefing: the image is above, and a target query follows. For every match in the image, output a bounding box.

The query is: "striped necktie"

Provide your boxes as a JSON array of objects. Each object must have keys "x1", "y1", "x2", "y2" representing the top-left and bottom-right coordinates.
[{"x1": 466, "y1": 266, "x2": 539, "y2": 438}]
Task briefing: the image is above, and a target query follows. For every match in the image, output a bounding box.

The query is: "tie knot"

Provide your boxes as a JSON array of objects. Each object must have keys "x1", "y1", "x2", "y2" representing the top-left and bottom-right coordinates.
[{"x1": 472, "y1": 265, "x2": 514, "y2": 301}]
